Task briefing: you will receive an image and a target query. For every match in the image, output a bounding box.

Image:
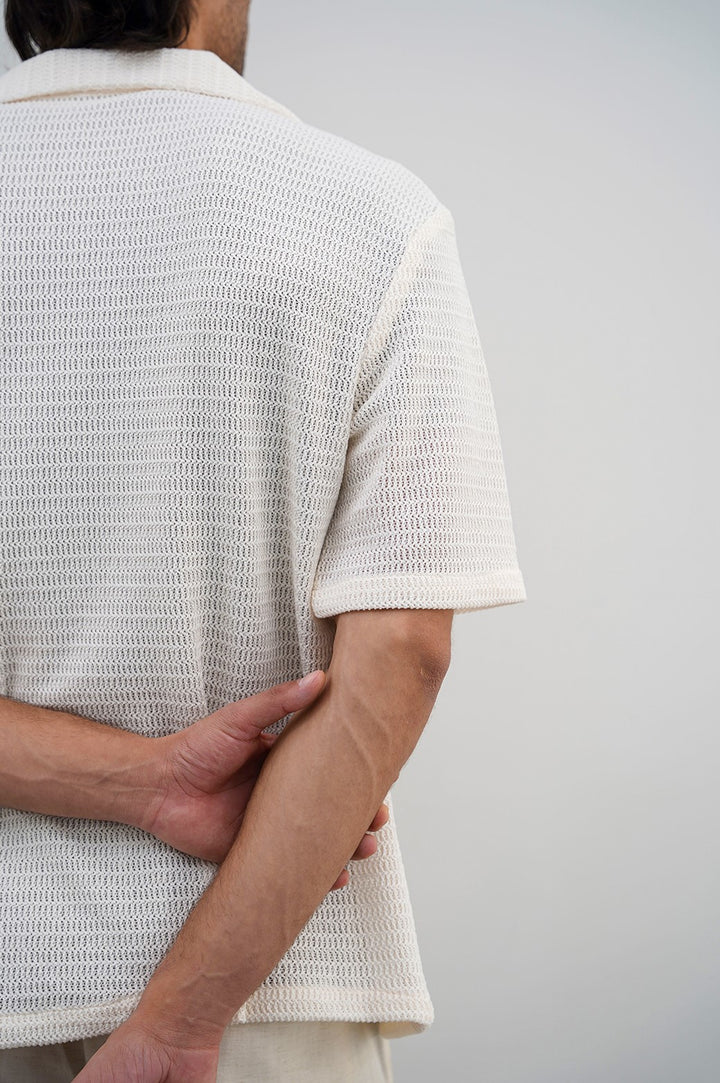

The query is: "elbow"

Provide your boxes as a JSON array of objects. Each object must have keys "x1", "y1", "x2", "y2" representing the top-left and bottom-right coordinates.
[{"x1": 414, "y1": 647, "x2": 451, "y2": 699}]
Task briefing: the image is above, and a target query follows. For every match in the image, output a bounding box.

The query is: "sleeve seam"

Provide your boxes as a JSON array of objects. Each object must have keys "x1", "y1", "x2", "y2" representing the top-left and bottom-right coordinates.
[{"x1": 351, "y1": 201, "x2": 454, "y2": 388}]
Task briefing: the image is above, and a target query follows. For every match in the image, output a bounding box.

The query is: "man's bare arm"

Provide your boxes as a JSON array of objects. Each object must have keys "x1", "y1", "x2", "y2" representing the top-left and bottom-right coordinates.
[
  {"x1": 0, "y1": 695, "x2": 159, "y2": 827},
  {"x1": 131, "y1": 607, "x2": 453, "y2": 1045},
  {"x1": 0, "y1": 679, "x2": 388, "y2": 885}
]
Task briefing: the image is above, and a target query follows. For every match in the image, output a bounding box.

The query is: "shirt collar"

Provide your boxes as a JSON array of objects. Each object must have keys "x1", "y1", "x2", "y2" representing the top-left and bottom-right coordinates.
[{"x1": 0, "y1": 45, "x2": 299, "y2": 121}]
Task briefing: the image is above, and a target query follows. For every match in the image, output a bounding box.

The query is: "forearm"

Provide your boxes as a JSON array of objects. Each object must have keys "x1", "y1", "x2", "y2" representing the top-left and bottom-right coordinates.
[
  {"x1": 134, "y1": 617, "x2": 448, "y2": 1043},
  {"x1": 0, "y1": 695, "x2": 159, "y2": 827}
]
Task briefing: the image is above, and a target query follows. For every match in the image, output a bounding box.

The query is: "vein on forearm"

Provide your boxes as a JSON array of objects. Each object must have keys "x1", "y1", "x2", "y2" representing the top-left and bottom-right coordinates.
[
  {"x1": 135, "y1": 633, "x2": 446, "y2": 1041},
  {"x1": 0, "y1": 695, "x2": 158, "y2": 826}
]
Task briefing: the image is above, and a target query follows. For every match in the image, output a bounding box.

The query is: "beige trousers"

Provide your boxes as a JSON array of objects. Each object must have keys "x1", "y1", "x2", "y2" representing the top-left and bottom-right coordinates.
[{"x1": 0, "y1": 1020, "x2": 394, "y2": 1082}]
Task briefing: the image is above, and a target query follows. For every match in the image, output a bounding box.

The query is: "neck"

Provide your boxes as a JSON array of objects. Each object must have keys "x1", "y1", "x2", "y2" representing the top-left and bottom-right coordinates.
[{"x1": 176, "y1": 0, "x2": 250, "y2": 77}]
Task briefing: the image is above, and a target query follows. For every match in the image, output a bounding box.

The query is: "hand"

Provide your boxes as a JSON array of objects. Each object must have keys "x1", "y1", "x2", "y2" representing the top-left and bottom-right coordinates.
[
  {"x1": 72, "y1": 1013, "x2": 222, "y2": 1083},
  {"x1": 143, "y1": 672, "x2": 390, "y2": 887}
]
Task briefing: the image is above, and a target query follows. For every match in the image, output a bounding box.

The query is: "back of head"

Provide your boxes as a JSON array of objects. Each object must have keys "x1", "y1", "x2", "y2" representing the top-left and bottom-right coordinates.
[{"x1": 4, "y1": 0, "x2": 197, "y2": 61}]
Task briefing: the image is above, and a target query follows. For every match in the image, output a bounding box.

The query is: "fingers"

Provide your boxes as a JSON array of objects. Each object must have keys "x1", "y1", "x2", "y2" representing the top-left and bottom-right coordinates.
[
  {"x1": 348, "y1": 805, "x2": 389, "y2": 861},
  {"x1": 351, "y1": 833, "x2": 378, "y2": 861},
  {"x1": 368, "y1": 803, "x2": 390, "y2": 832},
  {"x1": 330, "y1": 806, "x2": 391, "y2": 890},
  {"x1": 212, "y1": 670, "x2": 327, "y2": 742},
  {"x1": 329, "y1": 838, "x2": 376, "y2": 892}
]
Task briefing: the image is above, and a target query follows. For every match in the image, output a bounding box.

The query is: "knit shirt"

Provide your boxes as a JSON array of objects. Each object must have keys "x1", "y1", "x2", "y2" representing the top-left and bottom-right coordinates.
[{"x1": 0, "y1": 45, "x2": 527, "y2": 1049}]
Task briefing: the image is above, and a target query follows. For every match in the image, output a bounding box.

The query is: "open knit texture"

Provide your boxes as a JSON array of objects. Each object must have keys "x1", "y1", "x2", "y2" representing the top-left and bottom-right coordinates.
[{"x1": 0, "y1": 46, "x2": 527, "y2": 1048}]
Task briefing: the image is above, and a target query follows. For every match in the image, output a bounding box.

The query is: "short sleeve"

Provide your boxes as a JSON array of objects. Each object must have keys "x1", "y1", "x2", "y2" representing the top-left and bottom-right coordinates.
[{"x1": 310, "y1": 203, "x2": 527, "y2": 619}]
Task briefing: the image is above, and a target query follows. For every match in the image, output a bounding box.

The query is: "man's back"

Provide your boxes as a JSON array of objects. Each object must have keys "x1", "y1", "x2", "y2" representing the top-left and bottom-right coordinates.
[
  {"x1": 0, "y1": 45, "x2": 526, "y2": 1049},
  {"x1": 0, "y1": 46, "x2": 444, "y2": 719}
]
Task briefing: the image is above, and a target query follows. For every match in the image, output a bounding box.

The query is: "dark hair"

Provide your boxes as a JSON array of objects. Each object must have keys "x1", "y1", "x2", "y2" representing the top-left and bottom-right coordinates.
[{"x1": 5, "y1": 0, "x2": 198, "y2": 62}]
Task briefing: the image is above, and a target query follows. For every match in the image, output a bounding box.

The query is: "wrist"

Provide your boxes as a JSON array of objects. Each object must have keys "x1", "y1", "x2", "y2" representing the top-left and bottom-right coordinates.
[
  {"x1": 130, "y1": 1007, "x2": 227, "y2": 1054},
  {"x1": 133, "y1": 966, "x2": 232, "y2": 1048},
  {"x1": 110, "y1": 733, "x2": 168, "y2": 833}
]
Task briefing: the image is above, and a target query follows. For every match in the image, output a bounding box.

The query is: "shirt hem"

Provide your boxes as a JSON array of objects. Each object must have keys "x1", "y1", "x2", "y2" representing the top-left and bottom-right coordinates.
[{"x1": 0, "y1": 986, "x2": 434, "y2": 1049}]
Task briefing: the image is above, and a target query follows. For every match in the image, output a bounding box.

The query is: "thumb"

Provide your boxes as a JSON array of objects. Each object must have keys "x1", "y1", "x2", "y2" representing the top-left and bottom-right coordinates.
[
  {"x1": 170, "y1": 671, "x2": 328, "y2": 793},
  {"x1": 199, "y1": 669, "x2": 327, "y2": 747},
  {"x1": 224, "y1": 669, "x2": 327, "y2": 737}
]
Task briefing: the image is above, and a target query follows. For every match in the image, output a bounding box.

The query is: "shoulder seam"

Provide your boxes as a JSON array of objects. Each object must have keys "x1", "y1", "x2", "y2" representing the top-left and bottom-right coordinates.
[{"x1": 354, "y1": 202, "x2": 453, "y2": 372}]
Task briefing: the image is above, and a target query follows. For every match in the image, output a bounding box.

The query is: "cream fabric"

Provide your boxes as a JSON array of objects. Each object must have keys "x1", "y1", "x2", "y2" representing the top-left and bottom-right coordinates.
[
  {"x1": 0, "y1": 1021, "x2": 394, "y2": 1082},
  {"x1": 0, "y1": 45, "x2": 526, "y2": 1049}
]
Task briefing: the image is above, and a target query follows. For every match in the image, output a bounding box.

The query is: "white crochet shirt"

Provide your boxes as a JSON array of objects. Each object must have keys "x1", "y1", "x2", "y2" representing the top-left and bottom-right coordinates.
[{"x1": 0, "y1": 45, "x2": 527, "y2": 1049}]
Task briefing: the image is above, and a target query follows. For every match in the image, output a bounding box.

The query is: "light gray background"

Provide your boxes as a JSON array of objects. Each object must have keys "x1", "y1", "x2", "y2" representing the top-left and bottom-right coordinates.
[{"x1": 2, "y1": 2, "x2": 719, "y2": 1081}]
